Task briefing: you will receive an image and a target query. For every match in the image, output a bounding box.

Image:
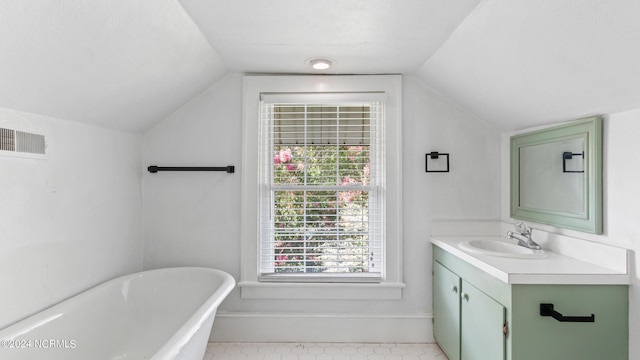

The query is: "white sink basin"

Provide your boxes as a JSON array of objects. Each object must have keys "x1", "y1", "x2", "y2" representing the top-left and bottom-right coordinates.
[{"x1": 459, "y1": 239, "x2": 547, "y2": 259}]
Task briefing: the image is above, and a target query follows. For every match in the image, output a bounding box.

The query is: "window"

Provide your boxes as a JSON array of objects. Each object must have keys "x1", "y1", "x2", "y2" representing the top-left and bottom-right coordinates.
[
  {"x1": 241, "y1": 75, "x2": 403, "y2": 299},
  {"x1": 258, "y1": 100, "x2": 384, "y2": 282}
]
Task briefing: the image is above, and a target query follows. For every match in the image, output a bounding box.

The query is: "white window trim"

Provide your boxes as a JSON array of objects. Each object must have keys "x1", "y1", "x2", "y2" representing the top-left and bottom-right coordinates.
[{"x1": 240, "y1": 75, "x2": 403, "y2": 300}]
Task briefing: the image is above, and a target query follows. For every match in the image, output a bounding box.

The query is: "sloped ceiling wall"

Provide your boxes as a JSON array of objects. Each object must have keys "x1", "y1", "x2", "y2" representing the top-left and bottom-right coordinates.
[
  {"x1": 0, "y1": 0, "x2": 227, "y2": 133},
  {"x1": 1, "y1": 0, "x2": 640, "y2": 133},
  {"x1": 0, "y1": 0, "x2": 482, "y2": 133},
  {"x1": 416, "y1": 0, "x2": 640, "y2": 130}
]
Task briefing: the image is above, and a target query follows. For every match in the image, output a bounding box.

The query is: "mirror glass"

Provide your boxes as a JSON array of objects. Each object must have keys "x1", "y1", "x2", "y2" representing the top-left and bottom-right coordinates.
[
  {"x1": 510, "y1": 116, "x2": 602, "y2": 234},
  {"x1": 519, "y1": 137, "x2": 585, "y2": 213}
]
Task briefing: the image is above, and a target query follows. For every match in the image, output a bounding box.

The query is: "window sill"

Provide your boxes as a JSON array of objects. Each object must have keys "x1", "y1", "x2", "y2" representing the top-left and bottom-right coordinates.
[{"x1": 238, "y1": 281, "x2": 405, "y2": 300}]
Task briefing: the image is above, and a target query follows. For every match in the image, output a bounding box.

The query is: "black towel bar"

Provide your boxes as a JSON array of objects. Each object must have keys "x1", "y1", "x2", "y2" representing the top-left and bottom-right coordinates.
[
  {"x1": 540, "y1": 303, "x2": 595, "y2": 322},
  {"x1": 147, "y1": 165, "x2": 235, "y2": 174}
]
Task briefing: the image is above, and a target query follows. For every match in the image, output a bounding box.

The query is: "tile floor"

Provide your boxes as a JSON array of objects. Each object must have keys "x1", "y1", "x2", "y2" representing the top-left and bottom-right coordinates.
[{"x1": 203, "y1": 343, "x2": 447, "y2": 360}]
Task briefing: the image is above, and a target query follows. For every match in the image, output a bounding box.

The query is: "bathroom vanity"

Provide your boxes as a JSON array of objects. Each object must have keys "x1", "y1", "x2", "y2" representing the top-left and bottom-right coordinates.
[{"x1": 431, "y1": 235, "x2": 629, "y2": 360}]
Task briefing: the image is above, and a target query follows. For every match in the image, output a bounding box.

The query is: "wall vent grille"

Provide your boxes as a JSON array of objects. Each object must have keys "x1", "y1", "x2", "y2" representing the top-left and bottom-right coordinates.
[
  {"x1": 0, "y1": 128, "x2": 16, "y2": 151},
  {"x1": 0, "y1": 127, "x2": 46, "y2": 155}
]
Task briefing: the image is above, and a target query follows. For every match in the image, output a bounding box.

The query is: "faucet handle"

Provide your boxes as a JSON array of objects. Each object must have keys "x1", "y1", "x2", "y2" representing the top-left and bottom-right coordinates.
[{"x1": 515, "y1": 222, "x2": 532, "y2": 235}]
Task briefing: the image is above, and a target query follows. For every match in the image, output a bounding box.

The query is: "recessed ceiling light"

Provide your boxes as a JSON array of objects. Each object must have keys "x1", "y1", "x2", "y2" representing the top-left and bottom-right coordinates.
[{"x1": 309, "y1": 58, "x2": 334, "y2": 70}]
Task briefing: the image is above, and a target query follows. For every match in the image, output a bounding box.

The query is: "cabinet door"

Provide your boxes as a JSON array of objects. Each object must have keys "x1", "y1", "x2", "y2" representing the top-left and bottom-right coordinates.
[
  {"x1": 461, "y1": 279, "x2": 505, "y2": 360},
  {"x1": 433, "y1": 262, "x2": 461, "y2": 360}
]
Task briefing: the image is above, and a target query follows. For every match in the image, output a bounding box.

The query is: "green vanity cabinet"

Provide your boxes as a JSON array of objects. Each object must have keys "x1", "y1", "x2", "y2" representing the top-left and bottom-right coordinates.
[
  {"x1": 433, "y1": 262, "x2": 461, "y2": 360},
  {"x1": 433, "y1": 246, "x2": 629, "y2": 360},
  {"x1": 434, "y1": 261, "x2": 506, "y2": 360},
  {"x1": 510, "y1": 284, "x2": 628, "y2": 359},
  {"x1": 461, "y1": 279, "x2": 506, "y2": 360}
]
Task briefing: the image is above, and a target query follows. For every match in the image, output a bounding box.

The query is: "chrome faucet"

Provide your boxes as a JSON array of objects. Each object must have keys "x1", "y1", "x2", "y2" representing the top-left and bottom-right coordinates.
[{"x1": 507, "y1": 222, "x2": 542, "y2": 250}]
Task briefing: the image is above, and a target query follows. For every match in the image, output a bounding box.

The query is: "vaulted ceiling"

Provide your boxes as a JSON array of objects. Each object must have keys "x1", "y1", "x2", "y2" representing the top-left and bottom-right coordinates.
[
  {"x1": 1, "y1": 0, "x2": 639, "y2": 133},
  {"x1": 417, "y1": 0, "x2": 640, "y2": 130}
]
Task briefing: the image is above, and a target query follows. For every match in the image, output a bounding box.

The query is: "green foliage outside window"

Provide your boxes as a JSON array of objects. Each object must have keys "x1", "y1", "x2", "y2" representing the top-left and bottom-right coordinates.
[{"x1": 272, "y1": 144, "x2": 372, "y2": 273}]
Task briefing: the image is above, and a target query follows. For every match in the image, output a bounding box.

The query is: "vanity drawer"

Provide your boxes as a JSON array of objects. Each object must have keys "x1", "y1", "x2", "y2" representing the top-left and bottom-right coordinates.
[{"x1": 510, "y1": 284, "x2": 628, "y2": 360}]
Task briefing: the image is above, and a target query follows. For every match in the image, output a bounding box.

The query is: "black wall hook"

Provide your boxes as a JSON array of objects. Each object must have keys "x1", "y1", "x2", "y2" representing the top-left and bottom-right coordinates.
[{"x1": 540, "y1": 303, "x2": 595, "y2": 322}]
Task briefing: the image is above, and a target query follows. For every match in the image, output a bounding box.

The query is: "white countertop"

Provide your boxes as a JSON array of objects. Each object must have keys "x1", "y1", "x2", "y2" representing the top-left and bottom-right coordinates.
[{"x1": 431, "y1": 236, "x2": 630, "y2": 285}]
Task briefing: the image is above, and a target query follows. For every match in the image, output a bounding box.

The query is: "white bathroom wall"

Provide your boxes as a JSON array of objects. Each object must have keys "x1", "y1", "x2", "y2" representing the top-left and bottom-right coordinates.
[
  {"x1": 142, "y1": 74, "x2": 502, "y2": 342},
  {"x1": 0, "y1": 107, "x2": 143, "y2": 329},
  {"x1": 606, "y1": 110, "x2": 640, "y2": 359},
  {"x1": 500, "y1": 109, "x2": 640, "y2": 358}
]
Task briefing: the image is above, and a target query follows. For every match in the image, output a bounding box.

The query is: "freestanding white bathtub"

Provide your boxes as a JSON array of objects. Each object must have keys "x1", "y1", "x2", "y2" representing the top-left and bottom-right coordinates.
[{"x1": 0, "y1": 267, "x2": 235, "y2": 360}]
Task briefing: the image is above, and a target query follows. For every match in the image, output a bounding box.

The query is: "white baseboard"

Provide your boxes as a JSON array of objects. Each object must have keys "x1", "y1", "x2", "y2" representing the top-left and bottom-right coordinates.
[{"x1": 210, "y1": 312, "x2": 434, "y2": 343}]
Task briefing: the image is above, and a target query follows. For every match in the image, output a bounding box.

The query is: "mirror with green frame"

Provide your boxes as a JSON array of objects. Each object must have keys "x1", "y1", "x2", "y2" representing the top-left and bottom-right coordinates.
[{"x1": 510, "y1": 116, "x2": 603, "y2": 234}]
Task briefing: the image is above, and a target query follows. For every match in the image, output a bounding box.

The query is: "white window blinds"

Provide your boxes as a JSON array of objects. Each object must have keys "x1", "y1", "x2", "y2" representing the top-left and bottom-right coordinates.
[{"x1": 259, "y1": 96, "x2": 385, "y2": 282}]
